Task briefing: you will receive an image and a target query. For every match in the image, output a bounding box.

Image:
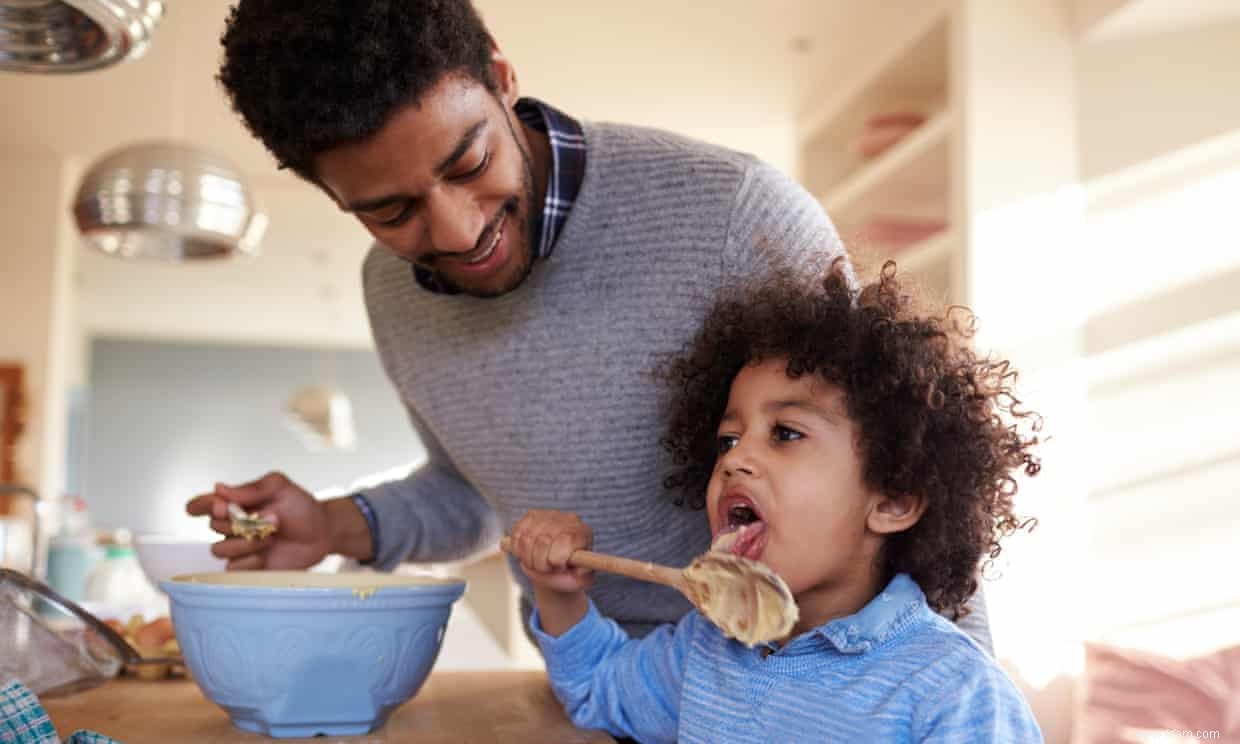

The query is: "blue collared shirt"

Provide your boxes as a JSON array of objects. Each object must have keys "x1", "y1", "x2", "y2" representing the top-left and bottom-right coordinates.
[
  {"x1": 413, "y1": 97, "x2": 586, "y2": 294},
  {"x1": 532, "y1": 574, "x2": 1042, "y2": 744}
]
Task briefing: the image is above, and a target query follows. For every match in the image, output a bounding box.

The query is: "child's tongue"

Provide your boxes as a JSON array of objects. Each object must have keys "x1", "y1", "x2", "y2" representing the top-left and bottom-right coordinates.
[{"x1": 711, "y1": 521, "x2": 767, "y2": 561}]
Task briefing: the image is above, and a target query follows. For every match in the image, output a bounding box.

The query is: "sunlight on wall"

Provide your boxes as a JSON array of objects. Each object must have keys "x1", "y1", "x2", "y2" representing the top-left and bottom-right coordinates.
[
  {"x1": 1105, "y1": 607, "x2": 1240, "y2": 661},
  {"x1": 1080, "y1": 132, "x2": 1240, "y2": 314},
  {"x1": 982, "y1": 134, "x2": 1240, "y2": 689},
  {"x1": 985, "y1": 359, "x2": 1092, "y2": 690},
  {"x1": 962, "y1": 174, "x2": 1094, "y2": 692},
  {"x1": 1076, "y1": 138, "x2": 1240, "y2": 660},
  {"x1": 968, "y1": 183, "x2": 1088, "y2": 341},
  {"x1": 148, "y1": 462, "x2": 227, "y2": 539}
]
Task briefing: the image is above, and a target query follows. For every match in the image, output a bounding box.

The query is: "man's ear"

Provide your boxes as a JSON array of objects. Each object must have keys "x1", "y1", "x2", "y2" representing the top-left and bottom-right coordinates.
[
  {"x1": 488, "y1": 39, "x2": 520, "y2": 107},
  {"x1": 867, "y1": 491, "x2": 927, "y2": 535}
]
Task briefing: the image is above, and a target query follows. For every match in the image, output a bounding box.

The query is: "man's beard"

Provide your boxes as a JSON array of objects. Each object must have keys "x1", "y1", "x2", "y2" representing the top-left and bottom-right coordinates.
[{"x1": 431, "y1": 117, "x2": 540, "y2": 299}]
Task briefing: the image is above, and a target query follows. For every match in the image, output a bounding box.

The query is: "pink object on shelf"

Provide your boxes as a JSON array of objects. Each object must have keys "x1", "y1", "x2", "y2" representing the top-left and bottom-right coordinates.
[
  {"x1": 851, "y1": 217, "x2": 946, "y2": 252},
  {"x1": 853, "y1": 112, "x2": 927, "y2": 159}
]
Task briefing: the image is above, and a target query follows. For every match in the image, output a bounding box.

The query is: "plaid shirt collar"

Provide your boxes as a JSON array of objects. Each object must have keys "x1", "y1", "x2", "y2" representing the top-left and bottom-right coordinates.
[{"x1": 412, "y1": 97, "x2": 586, "y2": 294}]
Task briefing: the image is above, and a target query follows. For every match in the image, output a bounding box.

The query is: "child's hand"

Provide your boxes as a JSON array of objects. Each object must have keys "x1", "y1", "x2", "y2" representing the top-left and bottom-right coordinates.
[{"x1": 509, "y1": 510, "x2": 595, "y2": 595}]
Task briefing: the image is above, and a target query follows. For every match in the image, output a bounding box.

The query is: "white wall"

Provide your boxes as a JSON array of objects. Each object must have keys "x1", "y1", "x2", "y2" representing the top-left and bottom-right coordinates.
[
  {"x1": 0, "y1": 147, "x2": 78, "y2": 506},
  {"x1": 84, "y1": 338, "x2": 424, "y2": 536},
  {"x1": 1077, "y1": 20, "x2": 1240, "y2": 180},
  {"x1": 1086, "y1": 345, "x2": 1240, "y2": 647},
  {"x1": 1077, "y1": 131, "x2": 1240, "y2": 655}
]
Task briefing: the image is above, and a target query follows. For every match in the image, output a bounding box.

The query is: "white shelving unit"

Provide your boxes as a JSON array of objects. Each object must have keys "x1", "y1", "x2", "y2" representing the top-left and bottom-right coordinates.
[
  {"x1": 819, "y1": 109, "x2": 950, "y2": 223},
  {"x1": 797, "y1": 9, "x2": 959, "y2": 306},
  {"x1": 796, "y1": 16, "x2": 1086, "y2": 739}
]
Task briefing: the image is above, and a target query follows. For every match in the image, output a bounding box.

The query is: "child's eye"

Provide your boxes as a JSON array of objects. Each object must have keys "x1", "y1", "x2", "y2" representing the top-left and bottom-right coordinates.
[
  {"x1": 716, "y1": 435, "x2": 739, "y2": 456},
  {"x1": 773, "y1": 425, "x2": 803, "y2": 442}
]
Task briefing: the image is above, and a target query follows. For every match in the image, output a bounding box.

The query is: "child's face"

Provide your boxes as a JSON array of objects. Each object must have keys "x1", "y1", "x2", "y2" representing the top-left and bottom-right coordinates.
[{"x1": 706, "y1": 358, "x2": 887, "y2": 619}]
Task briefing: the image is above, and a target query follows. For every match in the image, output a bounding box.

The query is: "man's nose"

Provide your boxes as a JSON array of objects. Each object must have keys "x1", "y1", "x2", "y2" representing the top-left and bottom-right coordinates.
[{"x1": 425, "y1": 188, "x2": 484, "y2": 256}]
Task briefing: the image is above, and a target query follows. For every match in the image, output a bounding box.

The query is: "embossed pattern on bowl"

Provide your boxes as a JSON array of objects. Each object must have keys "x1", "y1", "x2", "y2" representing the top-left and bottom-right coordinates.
[{"x1": 161, "y1": 571, "x2": 465, "y2": 738}]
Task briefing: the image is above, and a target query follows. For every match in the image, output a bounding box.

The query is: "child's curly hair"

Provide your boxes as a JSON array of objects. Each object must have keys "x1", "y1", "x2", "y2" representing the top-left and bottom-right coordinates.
[{"x1": 660, "y1": 259, "x2": 1041, "y2": 618}]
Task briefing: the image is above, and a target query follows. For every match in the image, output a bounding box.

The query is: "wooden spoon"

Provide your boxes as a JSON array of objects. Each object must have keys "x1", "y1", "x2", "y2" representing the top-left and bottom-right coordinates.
[{"x1": 499, "y1": 536, "x2": 797, "y2": 646}]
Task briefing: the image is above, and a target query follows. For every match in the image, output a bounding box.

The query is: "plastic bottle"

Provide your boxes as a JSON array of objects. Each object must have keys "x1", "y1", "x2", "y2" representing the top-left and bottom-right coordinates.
[
  {"x1": 84, "y1": 528, "x2": 162, "y2": 616},
  {"x1": 44, "y1": 497, "x2": 102, "y2": 602}
]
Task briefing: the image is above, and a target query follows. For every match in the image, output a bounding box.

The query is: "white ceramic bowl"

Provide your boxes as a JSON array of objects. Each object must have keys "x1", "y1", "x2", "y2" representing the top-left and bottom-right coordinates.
[{"x1": 134, "y1": 534, "x2": 226, "y2": 588}]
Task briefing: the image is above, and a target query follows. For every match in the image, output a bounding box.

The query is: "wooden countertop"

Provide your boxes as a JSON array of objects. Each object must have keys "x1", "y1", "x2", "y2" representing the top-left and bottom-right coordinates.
[{"x1": 44, "y1": 671, "x2": 616, "y2": 743}]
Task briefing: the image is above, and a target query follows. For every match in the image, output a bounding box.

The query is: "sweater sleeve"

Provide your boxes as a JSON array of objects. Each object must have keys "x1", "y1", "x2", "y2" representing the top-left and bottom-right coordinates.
[
  {"x1": 532, "y1": 601, "x2": 694, "y2": 744},
  {"x1": 721, "y1": 159, "x2": 849, "y2": 285},
  {"x1": 358, "y1": 405, "x2": 502, "y2": 568}
]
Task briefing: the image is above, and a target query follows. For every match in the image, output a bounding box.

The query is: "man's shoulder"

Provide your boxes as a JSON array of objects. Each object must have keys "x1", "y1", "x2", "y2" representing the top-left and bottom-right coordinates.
[
  {"x1": 362, "y1": 243, "x2": 398, "y2": 283},
  {"x1": 582, "y1": 120, "x2": 764, "y2": 185},
  {"x1": 580, "y1": 121, "x2": 809, "y2": 210},
  {"x1": 361, "y1": 244, "x2": 425, "y2": 311},
  {"x1": 585, "y1": 120, "x2": 754, "y2": 164}
]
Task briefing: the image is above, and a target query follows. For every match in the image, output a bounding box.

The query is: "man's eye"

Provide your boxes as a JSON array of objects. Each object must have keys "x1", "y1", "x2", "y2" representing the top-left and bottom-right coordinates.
[
  {"x1": 773, "y1": 425, "x2": 803, "y2": 442},
  {"x1": 371, "y1": 203, "x2": 413, "y2": 228},
  {"x1": 715, "y1": 435, "x2": 739, "y2": 456},
  {"x1": 450, "y1": 151, "x2": 490, "y2": 182}
]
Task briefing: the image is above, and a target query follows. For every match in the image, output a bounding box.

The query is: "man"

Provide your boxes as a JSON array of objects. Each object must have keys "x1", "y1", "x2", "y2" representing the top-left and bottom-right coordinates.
[{"x1": 187, "y1": 0, "x2": 993, "y2": 648}]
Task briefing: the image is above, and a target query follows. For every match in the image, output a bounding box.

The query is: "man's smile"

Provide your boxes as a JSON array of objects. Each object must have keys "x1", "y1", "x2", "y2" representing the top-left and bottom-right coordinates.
[
  {"x1": 420, "y1": 198, "x2": 516, "y2": 276},
  {"x1": 446, "y1": 213, "x2": 504, "y2": 269}
]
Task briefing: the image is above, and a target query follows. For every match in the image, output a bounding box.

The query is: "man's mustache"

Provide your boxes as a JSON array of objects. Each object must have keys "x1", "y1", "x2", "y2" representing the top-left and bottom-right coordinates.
[{"x1": 417, "y1": 197, "x2": 519, "y2": 269}]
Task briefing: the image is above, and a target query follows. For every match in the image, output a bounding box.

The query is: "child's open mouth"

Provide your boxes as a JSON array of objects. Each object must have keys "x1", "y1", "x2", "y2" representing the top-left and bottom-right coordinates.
[{"x1": 713, "y1": 494, "x2": 768, "y2": 561}]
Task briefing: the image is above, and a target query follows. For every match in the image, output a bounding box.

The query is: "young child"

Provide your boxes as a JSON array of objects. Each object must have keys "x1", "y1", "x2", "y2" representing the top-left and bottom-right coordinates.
[{"x1": 508, "y1": 260, "x2": 1044, "y2": 743}]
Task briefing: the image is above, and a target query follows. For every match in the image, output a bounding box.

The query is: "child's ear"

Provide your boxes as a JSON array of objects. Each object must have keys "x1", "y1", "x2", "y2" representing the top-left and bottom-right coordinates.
[{"x1": 867, "y1": 491, "x2": 927, "y2": 535}]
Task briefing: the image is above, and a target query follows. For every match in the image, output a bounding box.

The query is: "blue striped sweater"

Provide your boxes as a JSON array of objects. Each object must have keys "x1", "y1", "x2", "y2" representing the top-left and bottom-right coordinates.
[{"x1": 532, "y1": 574, "x2": 1041, "y2": 743}]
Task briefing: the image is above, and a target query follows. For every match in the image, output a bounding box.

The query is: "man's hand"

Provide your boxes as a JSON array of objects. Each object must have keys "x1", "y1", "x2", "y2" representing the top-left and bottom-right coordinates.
[
  {"x1": 509, "y1": 510, "x2": 594, "y2": 636},
  {"x1": 185, "y1": 472, "x2": 372, "y2": 570}
]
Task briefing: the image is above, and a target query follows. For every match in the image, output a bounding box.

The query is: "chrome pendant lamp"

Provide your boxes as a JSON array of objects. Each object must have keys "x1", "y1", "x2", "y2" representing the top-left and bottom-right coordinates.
[
  {"x1": 72, "y1": 141, "x2": 268, "y2": 261},
  {"x1": 0, "y1": 0, "x2": 163, "y2": 74}
]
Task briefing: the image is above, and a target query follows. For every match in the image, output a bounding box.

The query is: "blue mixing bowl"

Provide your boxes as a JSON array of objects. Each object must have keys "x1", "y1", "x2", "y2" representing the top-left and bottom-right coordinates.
[{"x1": 161, "y1": 571, "x2": 466, "y2": 738}]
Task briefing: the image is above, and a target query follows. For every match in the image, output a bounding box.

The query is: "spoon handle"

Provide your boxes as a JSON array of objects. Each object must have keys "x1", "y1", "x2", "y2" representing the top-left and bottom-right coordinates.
[{"x1": 499, "y1": 537, "x2": 685, "y2": 591}]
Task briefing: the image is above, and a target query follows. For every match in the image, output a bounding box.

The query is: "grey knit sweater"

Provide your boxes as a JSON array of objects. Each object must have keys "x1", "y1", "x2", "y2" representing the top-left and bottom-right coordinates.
[{"x1": 359, "y1": 121, "x2": 991, "y2": 648}]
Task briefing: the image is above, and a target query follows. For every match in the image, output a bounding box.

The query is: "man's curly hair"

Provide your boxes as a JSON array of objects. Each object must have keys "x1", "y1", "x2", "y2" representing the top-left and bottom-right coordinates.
[
  {"x1": 218, "y1": 0, "x2": 496, "y2": 180},
  {"x1": 660, "y1": 260, "x2": 1041, "y2": 618}
]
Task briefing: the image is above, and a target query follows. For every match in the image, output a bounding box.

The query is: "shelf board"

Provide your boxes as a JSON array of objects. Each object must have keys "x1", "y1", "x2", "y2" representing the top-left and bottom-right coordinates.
[
  {"x1": 796, "y1": 9, "x2": 950, "y2": 198},
  {"x1": 848, "y1": 228, "x2": 952, "y2": 283},
  {"x1": 891, "y1": 229, "x2": 956, "y2": 275},
  {"x1": 1083, "y1": 128, "x2": 1240, "y2": 215},
  {"x1": 1080, "y1": 0, "x2": 1240, "y2": 41},
  {"x1": 819, "y1": 109, "x2": 951, "y2": 225},
  {"x1": 797, "y1": 7, "x2": 949, "y2": 143}
]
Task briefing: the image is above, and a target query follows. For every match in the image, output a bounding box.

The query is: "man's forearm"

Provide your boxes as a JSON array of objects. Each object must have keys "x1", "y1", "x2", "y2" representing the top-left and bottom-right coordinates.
[{"x1": 325, "y1": 496, "x2": 375, "y2": 563}]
